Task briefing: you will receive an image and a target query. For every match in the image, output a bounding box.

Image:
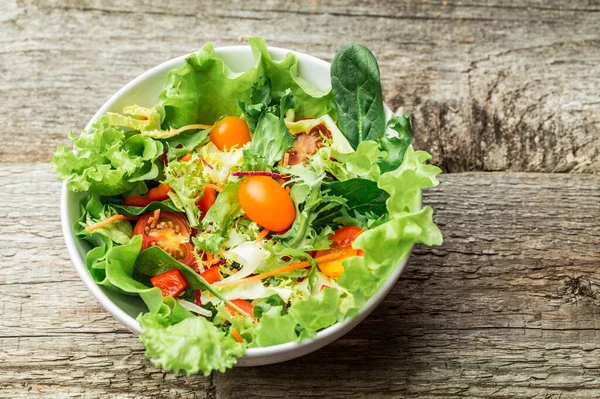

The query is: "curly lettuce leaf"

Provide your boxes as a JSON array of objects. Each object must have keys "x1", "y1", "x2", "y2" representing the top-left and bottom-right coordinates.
[
  {"x1": 159, "y1": 37, "x2": 335, "y2": 129},
  {"x1": 337, "y1": 147, "x2": 443, "y2": 302},
  {"x1": 138, "y1": 312, "x2": 244, "y2": 376},
  {"x1": 106, "y1": 105, "x2": 164, "y2": 136},
  {"x1": 52, "y1": 116, "x2": 163, "y2": 196}
]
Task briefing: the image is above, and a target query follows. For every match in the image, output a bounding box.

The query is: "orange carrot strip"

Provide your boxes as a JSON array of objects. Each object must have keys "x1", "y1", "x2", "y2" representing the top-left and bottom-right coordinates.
[
  {"x1": 231, "y1": 328, "x2": 243, "y2": 343},
  {"x1": 85, "y1": 215, "x2": 138, "y2": 232},
  {"x1": 180, "y1": 153, "x2": 193, "y2": 162},
  {"x1": 255, "y1": 228, "x2": 270, "y2": 242},
  {"x1": 205, "y1": 252, "x2": 214, "y2": 262},
  {"x1": 213, "y1": 249, "x2": 359, "y2": 287},
  {"x1": 206, "y1": 183, "x2": 223, "y2": 193},
  {"x1": 282, "y1": 152, "x2": 290, "y2": 167}
]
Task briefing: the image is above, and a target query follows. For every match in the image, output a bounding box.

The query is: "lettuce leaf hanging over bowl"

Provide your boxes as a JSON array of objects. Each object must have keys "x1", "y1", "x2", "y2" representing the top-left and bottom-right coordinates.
[{"x1": 159, "y1": 37, "x2": 336, "y2": 128}]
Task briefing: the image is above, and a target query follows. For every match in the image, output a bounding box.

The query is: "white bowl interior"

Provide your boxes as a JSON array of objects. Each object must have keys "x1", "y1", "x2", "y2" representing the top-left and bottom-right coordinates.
[{"x1": 61, "y1": 45, "x2": 415, "y2": 366}]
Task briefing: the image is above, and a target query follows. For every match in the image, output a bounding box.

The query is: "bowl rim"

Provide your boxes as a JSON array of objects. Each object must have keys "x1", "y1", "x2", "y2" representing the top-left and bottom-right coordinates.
[{"x1": 60, "y1": 44, "x2": 411, "y2": 359}]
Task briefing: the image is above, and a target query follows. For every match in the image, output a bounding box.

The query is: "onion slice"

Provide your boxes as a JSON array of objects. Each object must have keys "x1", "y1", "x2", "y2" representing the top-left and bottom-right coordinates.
[{"x1": 176, "y1": 298, "x2": 212, "y2": 317}]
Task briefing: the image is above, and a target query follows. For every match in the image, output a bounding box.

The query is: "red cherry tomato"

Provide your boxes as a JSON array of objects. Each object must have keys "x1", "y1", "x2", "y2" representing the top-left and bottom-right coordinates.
[
  {"x1": 133, "y1": 211, "x2": 197, "y2": 267},
  {"x1": 210, "y1": 116, "x2": 251, "y2": 151},
  {"x1": 196, "y1": 186, "x2": 217, "y2": 219},
  {"x1": 225, "y1": 299, "x2": 255, "y2": 319},
  {"x1": 150, "y1": 269, "x2": 188, "y2": 297},
  {"x1": 238, "y1": 176, "x2": 295, "y2": 232}
]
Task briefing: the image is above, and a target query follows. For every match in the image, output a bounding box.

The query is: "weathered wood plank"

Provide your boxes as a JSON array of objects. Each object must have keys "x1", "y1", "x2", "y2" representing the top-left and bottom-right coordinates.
[
  {"x1": 1, "y1": 0, "x2": 599, "y2": 172},
  {"x1": 0, "y1": 163, "x2": 599, "y2": 398}
]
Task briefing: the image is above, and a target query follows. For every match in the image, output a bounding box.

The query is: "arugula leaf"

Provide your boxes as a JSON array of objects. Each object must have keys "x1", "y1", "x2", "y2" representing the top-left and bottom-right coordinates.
[
  {"x1": 378, "y1": 114, "x2": 414, "y2": 173},
  {"x1": 330, "y1": 44, "x2": 386, "y2": 149},
  {"x1": 109, "y1": 199, "x2": 182, "y2": 216},
  {"x1": 314, "y1": 178, "x2": 389, "y2": 226}
]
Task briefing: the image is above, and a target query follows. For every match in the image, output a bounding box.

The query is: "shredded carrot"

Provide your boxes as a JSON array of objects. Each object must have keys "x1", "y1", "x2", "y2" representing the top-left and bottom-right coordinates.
[
  {"x1": 213, "y1": 249, "x2": 358, "y2": 287},
  {"x1": 205, "y1": 252, "x2": 214, "y2": 262},
  {"x1": 206, "y1": 183, "x2": 223, "y2": 193},
  {"x1": 256, "y1": 228, "x2": 270, "y2": 242},
  {"x1": 282, "y1": 152, "x2": 289, "y2": 167},
  {"x1": 285, "y1": 186, "x2": 291, "y2": 194},
  {"x1": 231, "y1": 328, "x2": 243, "y2": 343},
  {"x1": 170, "y1": 123, "x2": 213, "y2": 136},
  {"x1": 85, "y1": 215, "x2": 138, "y2": 232},
  {"x1": 180, "y1": 153, "x2": 193, "y2": 162}
]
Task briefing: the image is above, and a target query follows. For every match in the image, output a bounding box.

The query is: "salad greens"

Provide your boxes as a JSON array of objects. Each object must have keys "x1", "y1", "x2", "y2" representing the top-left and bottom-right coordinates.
[{"x1": 52, "y1": 37, "x2": 442, "y2": 376}]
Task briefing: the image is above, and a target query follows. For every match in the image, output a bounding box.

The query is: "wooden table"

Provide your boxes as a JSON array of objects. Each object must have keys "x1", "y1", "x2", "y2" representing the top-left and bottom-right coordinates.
[{"x1": 1, "y1": 1, "x2": 599, "y2": 397}]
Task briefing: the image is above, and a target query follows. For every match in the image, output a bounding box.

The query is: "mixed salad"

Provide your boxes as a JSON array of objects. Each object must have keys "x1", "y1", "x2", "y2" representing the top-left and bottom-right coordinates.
[{"x1": 52, "y1": 37, "x2": 442, "y2": 376}]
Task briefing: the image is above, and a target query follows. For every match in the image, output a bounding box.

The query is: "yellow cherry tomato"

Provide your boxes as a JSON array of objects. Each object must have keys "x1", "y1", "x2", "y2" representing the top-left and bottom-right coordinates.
[
  {"x1": 317, "y1": 258, "x2": 345, "y2": 279},
  {"x1": 238, "y1": 176, "x2": 295, "y2": 232},
  {"x1": 210, "y1": 116, "x2": 251, "y2": 151}
]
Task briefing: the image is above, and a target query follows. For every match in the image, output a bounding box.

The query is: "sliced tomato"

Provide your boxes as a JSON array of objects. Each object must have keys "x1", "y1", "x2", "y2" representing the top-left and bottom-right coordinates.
[
  {"x1": 225, "y1": 299, "x2": 255, "y2": 319},
  {"x1": 148, "y1": 184, "x2": 171, "y2": 202},
  {"x1": 150, "y1": 269, "x2": 188, "y2": 297},
  {"x1": 200, "y1": 266, "x2": 222, "y2": 284},
  {"x1": 197, "y1": 186, "x2": 217, "y2": 219},
  {"x1": 133, "y1": 210, "x2": 197, "y2": 267},
  {"x1": 287, "y1": 134, "x2": 320, "y2": 165},
  {"x1": 123, "y1": 195, "x2": 150, "y2": 207}
]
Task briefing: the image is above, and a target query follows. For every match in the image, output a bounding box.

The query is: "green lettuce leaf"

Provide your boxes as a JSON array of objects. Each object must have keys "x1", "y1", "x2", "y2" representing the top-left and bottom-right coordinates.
[
  {"x1": 241, "y1": 89, "x2": 295, "y2": 171},
  {"x1": 138, "y1": 312, "x2": 244, "y2": 376},
  {"x1": 77, "y1": 196, "x2": 133, "y2": 245},
  {"x1": 159, "y1": 37, "x2": 335, "y2": 129},
  {"x1": 52, "y1": 116, "x2": 163, "y2": 196},
  {"x1": 378, "y1": 113, "x2": 414, "y2": 173},
  {"x1": 378, "y1": 146, "x2": 441, "y2": 215},
  {"x1": 252, "y1": 306, "x2": 298, "y2": 347}
]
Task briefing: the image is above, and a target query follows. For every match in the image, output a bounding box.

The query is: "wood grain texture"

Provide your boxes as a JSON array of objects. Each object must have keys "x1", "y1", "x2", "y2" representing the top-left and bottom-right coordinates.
[
  {"x1": 1, "y1": 164, "x2": 599, "y2": 398},
  {"x1": 1, "y1": 0, "x2": 599, "y2": 172}
]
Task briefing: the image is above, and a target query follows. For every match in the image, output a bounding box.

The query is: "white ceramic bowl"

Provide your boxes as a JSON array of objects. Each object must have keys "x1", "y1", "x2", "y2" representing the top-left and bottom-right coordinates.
[{"x1": 60, "y1": 45, "x2": 414, "y2": 367}]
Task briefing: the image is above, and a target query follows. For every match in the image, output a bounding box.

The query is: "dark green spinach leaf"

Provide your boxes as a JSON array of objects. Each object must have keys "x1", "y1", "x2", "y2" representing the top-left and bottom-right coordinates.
[{"x1": 331, "y1": 44, "x2": 386, "y2": 149}]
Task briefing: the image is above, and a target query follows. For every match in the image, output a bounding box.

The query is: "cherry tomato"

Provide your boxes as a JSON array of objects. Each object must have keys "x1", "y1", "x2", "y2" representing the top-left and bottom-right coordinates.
[
  {"x1": 200, "y1": 266, "x2": 221, "y2": 284},
  {"x1": 133, "y1": 210, "x2": 197, "y2": 267},
  {"x1": 238, "y1": 176, "x2": 295, "y2": 232},
  {"x1": 150, "y1": 269, "x2": 188, "y2": 297},
  {"x1": 225, "y1": 299, "x2": 255, "y2": 319},
  {"x1": 210, "y1": 116, "x2": 251, "y2": 151},
  {"x1": 196, "y1": 186, "x2": 217, "y2": 219},
  {"x1": 315, "y1": 226, "x2": 364, "y2": 278}
]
